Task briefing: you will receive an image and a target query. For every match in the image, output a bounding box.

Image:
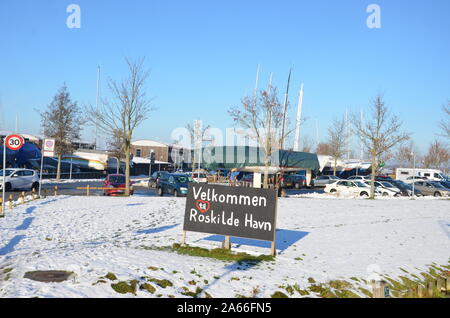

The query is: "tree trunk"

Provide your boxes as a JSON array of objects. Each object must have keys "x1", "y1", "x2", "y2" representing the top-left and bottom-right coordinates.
[
  {"x1": 333, "y1": 158, "x2": 337, "y2": 176},
  {"x1": 56, "y1": 154, "x2": 62, "y2": 181},
  {"x1": 263, "y1": 163, "x2": 269, "y2": 189},
  {"x1": 125, "y1": 142, "x2": 131, "y2": 196},
  {"x1": 370, "y1": 149, "x2": 376, "y2": 199}
]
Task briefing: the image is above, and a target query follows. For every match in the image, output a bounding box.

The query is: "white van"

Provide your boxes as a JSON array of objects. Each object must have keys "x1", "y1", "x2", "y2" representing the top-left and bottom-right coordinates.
[{"x1": 395, "y1": 168, "x2": 448, "y2": 182}]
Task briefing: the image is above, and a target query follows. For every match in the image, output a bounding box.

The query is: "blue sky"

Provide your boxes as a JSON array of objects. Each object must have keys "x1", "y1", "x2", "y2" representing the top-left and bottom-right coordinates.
[{"x1": 0, "y1": 0, "x2": 449, "y2": 154}]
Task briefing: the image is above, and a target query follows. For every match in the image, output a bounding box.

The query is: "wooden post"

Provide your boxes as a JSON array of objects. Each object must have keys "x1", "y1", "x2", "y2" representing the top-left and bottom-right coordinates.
[
  {"x1": 87, "y1": 184, "x2": 90, "y2": 196},
  {"x1": 427, "y1": 281, "x2": 434, "y2": 297},
  {"x1": 181, "y1": 231, "x2": 187, "y2": 245},
  {"x1": 436, "y1": 279, "x2": 443, "y2": 294},
  {"x1": 54, "y1": 186, "x2": 58, "y2": 196},
  {"x1": 271, "y1": 240, "x2": 276, "y2": 256},
  {"x1": 371, "y1": 280, "x2": 388, "y2": 298},
  {"x1": 21, "y1": 192, "x2": 25, "y2": 204},
  {"x1": 32, "y1": 188, "x2": 36, "y2": 200},
  {"x1": 9, "y1": 194, "x2": 13, "y2": 209},
  {"x1": 0, "y1": 198, "x2": 3, "y2": 216},
  {"x1": 43, "y1": 189, "x2": 47, "y2": 199},
  {"x1": 222, "y1": 235, "x2": 231, "y2": 250},
  {"x1": 417, "y1": 284, "x2": 425, "y2": 297}
]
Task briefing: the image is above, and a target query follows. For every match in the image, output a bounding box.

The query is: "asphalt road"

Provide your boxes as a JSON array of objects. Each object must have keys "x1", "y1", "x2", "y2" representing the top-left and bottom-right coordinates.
[{"x1": 1, "y1": 180, "x2": 324, "y2": 202}]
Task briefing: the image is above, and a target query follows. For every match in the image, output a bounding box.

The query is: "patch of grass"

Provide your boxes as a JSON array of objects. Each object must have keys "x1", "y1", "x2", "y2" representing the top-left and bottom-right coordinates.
[
  {"x1": 148, "y1": 266, "x2": 159, "y2": 271},
  {"x1": 271, "y1": 291, "x2": 289, "y2": 298},
  {"x1": 188, "y1": 280, "x2": 197, "y2": 285},
  {"x1": 181, "y1": 286, "x2": 203, "y2": 298},
  {"x1": 294, "y1": 257, "x2": 303, "y2": 261},
  {"x1": 230, "y1": 277, "x2": 240, "y2": 281},
  {"x1": 139, "y1": 283, "x2": 156, "y2": 294},
  {"x1": 170, "y1": 243, "x2": 274, "y2": 262},
  {"x1": 104, "y1": 272, "x2": 118, "y2": 281},
  {"x1": 92, "y1": 279, "x2": 107, "y2": 285},
  {"x1": 147, "y1": 277, "x2": 173, "y2": 288},
  {"x1": 328, "y1": 280, "x2": 352, "y2": 290},
  {"x1": 3, "y1": 268, "x2": 13, "y2": 274},
  {"x1": 111, "y1": 280, "x2": 138, "y2": 295}
]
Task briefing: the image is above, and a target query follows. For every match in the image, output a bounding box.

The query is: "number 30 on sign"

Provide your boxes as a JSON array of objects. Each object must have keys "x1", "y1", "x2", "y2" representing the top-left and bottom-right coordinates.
[{"x1": 5, "y1": 134, "x2": 24, "y2": 151}]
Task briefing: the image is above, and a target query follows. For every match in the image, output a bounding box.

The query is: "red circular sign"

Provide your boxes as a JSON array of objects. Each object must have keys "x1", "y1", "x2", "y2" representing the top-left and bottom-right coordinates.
[{"x1": 5, "y1": 134, "x2": 24, "y2": 151}]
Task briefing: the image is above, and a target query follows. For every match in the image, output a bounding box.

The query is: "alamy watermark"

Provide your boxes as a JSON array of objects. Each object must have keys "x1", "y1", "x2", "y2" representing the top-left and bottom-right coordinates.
[
  {"x1": 366, "y1": 4, "x2": 381, "y2": 29},
  {"x1": 66, "y1": 4, "x2": 81, "y2": 29}
]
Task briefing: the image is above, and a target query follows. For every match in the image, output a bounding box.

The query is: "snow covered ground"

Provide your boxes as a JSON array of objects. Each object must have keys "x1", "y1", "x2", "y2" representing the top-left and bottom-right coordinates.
[{"x1": 0, "y1": 194, "x2": 449, "y2": 298}]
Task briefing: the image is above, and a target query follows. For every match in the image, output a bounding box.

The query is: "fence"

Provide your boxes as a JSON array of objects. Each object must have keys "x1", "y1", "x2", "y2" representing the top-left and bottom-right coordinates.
[
  {"x1": 372, "y1": 277, "x2": 450, "y2": 298},
  {"x1": 0, "y1": 186, "x2": 60, "y2": 215}
]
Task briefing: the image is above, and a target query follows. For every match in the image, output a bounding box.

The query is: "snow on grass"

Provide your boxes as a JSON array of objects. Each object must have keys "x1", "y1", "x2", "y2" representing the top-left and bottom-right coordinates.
[{"x1": 0, "y1": 195, "x2": 448, "y2": 298}]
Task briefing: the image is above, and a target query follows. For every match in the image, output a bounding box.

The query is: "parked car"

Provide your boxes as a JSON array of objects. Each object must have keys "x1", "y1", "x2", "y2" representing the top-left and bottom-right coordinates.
[
  {"x1": 412, "y1": 181, "x2": 450, "y2": 197},
  {"x1": 365, "y1": 181, "x2": 401, "y2": 197},
  {"x1": 148, "y1": 171, "x2": 169, "y2": 188},
  {"x1": 404, "y1": 176, "x2": 428, "y2": 184},
  {"x1": 288, "y1": 174, "x2": 307, "y2": 189},
  {"x1": 347, "y1": 175, "x2": 370, "y2": 181},
  {"x1": 324, "y1": 180, "x2": 377, "y2": 197},
  {"x1": 157, "y1": 173, "x2": 192, "y2": 197},
  {"x1": 103, "y1": 174, "x2": 134, "y2": 196},
  {"x1": 192, "y1": 172, "x2": 208, "y2": 183},
  {"x1": 312, "y1": 175, "x2": 341, "y2": 187},
  {"x1": 0, "y1": 168, "x2": 40, "y2": 191},
  {"x1": 389, "y1": 179, "x2": 423, "y2": 197},
  {"x1": 438, "y1": 180, "x2": 450, "y2": 190}
]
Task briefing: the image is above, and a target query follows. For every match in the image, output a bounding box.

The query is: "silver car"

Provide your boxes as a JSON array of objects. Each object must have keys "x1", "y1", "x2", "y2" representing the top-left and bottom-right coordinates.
[
  {"x1": 312, "y1": 175, "x2": 341, "y2": 187},
  {"x1": 0, "y1": 169, "x2": 40, "y2": 191},
  {"x1": 413, "y1": 181, "x2": 450, "y2": 197}
]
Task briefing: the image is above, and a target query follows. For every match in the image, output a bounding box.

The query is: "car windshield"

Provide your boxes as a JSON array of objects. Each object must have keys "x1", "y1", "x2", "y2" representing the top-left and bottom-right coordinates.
[
  {"x1": 193, "y1": 174, "x2": 207, "y2": 178},
  {"x1": 330, "y1": 176, "x2": 340, "y2": 179},
  {"x1": 109, "y1": 175, "x2": 126, "y2": 184},
  {"x1": 175, "y1": 176, "x2": 191, "y2": 183},
  {"x1": 0, "y1": 169, "x2": 15, "y2": 176},
  {"x1": 381, "y1": 182, "x2": 394, "y2": 187},
  {"x1": 354, "y1": 181, "x2": 368, "y2": 187}
]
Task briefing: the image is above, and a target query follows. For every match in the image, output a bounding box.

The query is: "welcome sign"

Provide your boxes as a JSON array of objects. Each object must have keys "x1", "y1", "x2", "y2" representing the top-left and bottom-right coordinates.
[{"x1": 183, "y1": 183, "x2": 278, "y2": 242}]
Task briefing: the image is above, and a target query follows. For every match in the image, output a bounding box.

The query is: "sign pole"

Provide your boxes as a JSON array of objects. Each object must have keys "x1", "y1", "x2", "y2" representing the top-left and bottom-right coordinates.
[
  {"x1": 1, "y1": 138, "x2": 6, "y2": 217},
  {"x1": 38, "y1": 134, "x2": 45, "y2": 198}
]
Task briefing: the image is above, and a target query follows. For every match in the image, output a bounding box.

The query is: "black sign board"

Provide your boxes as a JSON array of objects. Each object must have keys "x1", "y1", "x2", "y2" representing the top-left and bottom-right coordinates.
[{"x1": 183, "y1": 183, "x2": 278, "y2": 242}]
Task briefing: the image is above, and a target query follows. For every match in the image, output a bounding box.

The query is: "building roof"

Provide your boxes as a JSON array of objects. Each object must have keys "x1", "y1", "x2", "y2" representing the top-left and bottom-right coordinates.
[{"x1": 131, "y1": 140, "x2": 168, "y2": 148}]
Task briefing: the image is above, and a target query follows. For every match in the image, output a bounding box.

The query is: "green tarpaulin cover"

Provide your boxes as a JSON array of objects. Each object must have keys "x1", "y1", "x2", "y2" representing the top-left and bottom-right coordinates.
[{"x1": 199, "y1": 146, "x2": 320, "y2": 172}]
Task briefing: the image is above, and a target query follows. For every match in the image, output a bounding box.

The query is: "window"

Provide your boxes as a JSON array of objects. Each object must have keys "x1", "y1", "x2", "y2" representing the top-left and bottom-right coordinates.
[
  {"x1": 136, "y1": 149, "x2": 142, "y2": 157},
  {"x1": 23, "y1": 170, "x2": 34, "y2": 176},
  {"x1": 424, "y1": 173, "x2": 430, "y2": 177},
  {"x1": 400, "y1": 171, "x2": 409, "y2": 175}
]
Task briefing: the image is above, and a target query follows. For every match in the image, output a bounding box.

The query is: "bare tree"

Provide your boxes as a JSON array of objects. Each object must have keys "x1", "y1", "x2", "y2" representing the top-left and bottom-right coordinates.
[
  {"x1": 352, "y1": 94, "x2": 410, "y2": 198},
  {"x1": 395, "y1": 141, "x2": 420, "y2": 167},
  {"x1": 316, "y1": 142, "x2": 333, "y2": 156},
  {"x1": 423, "y1": 140, "x2": 449, "y2": 170},
  {"x1": 300, "y1": 135, "x2": 314, "y2": 153},
  {"x1": 39, "y1": 85, "x2": 84, "y2": 180},
  {"x1": 440, "y1": 101, "x2": 450, "y2": 140},
  {"x1": 229, "y1": 86, "x2": 291, "y2": 188},
  {"x1": 87, "y1": 58, "x2": 154, "y2": 195},
  {"x1": 184, "y1": 121, "x2": 211, "y2": 172},
  {"x1": 327, "y1": 116, "x2": 347, "y2": 176},
  {"x1": 107, "y1": 128, "x2": 125, "y2": 161}
]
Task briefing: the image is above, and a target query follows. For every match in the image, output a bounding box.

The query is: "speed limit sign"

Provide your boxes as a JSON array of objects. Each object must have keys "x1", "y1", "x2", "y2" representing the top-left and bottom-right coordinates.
[{"x1": 5, "y1": 134, "x2": 24, "y2": 151}]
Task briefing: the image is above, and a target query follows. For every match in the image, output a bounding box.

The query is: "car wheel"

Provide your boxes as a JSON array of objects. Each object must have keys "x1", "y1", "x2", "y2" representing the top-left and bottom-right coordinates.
[
  {"x1": 382, "y1": 192, "x2": 389, "y2": 197},
  {"x1": 5, "y1": 182, "x2": 11, "y2": 191},
  {"x1": 330, "y1": 189, "x2": 337, "y2": 193},
  {"x1": 434, "y1": 191, "x2": 441, "y2": 197},
  {"x1": 158, "y1": 187, "x2": 164, "y2": 196},
  {"x1": 360, "y1": 191, "x2": 369, "y2": 197}
]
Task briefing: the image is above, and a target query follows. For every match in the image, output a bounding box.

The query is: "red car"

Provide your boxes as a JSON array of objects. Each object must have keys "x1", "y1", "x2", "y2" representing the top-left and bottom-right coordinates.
[{"x1": 103, "y1": 174, "x2": 134, "y2": 196}]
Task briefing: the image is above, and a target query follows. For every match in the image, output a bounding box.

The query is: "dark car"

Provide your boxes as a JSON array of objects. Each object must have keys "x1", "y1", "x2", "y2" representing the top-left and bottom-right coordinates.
[
  {"x1": 148, "y1": 171, "x2": 169, "y2": 189},
  {"x1": 438, "y1": 180, "x2": 450, "y2": 190},
  {"x1": 239, "y1": 173, "x2": 254, "y2": 184},
  {"x1": 157, "y1": 173, "x2": 192, "y2": 197},
  {"x1": 103, "y1": 174, "x2": 134, "y2": 196},
  {"x1": 373, "y1": 175, "x2": 395, "y2": 182},
  {"x1": 389, "y1": 179, "x2": 422, "y2": 197},
  {"x1": 288, "y1": 174, "x2": 307, "y2": 189}
]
